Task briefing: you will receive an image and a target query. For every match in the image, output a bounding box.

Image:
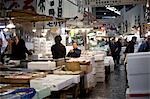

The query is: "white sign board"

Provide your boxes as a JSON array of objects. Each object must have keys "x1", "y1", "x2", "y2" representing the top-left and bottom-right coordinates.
[{"x1": 83, "y1": 0, "x2": 146, "y2": 7}]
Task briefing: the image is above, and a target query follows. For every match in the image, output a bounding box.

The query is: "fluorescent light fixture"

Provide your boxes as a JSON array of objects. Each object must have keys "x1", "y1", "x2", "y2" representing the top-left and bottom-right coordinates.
[
  {"x1": 6, "y1": 20, "x2": 15, "y2": 29},
  {"x1": 41, "y1": 29, "x2": 48, "y2": 37},
  {"x1": 105, "y1": 6, "x2": 121, "y2": 15},
  {"x1": 0, "y1": 26, "x2": 5, "y2": 29}
]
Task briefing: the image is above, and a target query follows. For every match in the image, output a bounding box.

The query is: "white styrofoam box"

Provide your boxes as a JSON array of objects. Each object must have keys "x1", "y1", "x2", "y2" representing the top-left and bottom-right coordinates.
[
  {"x1": 65, "y1": 75, "x2": 80, "y2": 84},
  {"x1": 96, "y1": 72, "x2": 105, "y2": 78},
  {"x1": 91, "y1": 67, "x2": 96, "y2": 74},
  {"x1": 126, "y1": 88, "x2": 150, "y2": 99},
  {"x1": 95, "y1": 67, "x2": 105, "y2": 73},
  {"x1": 33, "y1": 87, "x2": 51, "y2": 99},
  {"x1": 45, "y1": 75, "x2": 74, "y2": 91},
  {"x1": 104, "y1": 56, "x2": 114, "y2": 72},
  {"x1": 30, "y1": 75, "x2": 75, "y2": 91},
  {"x1": 128, "y1": 74, "x2": 150, "y2": 94},
  {"x1": 32, "y1": 54, "x2": 43, "y2": 60},
  {"x1": 30, "y1": 78, "x2": 49, "y2": 90},
  {"x1": 94, "y1": 54, "x2": 105, "y2": 61},
  {"x1": 127, "y1": 52, "x2": 150, "y2": 74},
  {"x1": 96, "y1": 77, "x2": 105, "y2": 82},
  {"x1": 28, "y1": 61, "x2": 56, "y2": 70},
  {"x1": 84, "y1": 72, "x2": 96, "y2": 88},
  {"x1": 95, "y1": 63, "x2": 105, "y2": 68}
]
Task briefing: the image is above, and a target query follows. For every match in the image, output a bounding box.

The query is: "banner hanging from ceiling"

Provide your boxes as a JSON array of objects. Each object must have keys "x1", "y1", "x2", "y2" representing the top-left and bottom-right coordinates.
[{"x1": 4, "y1": 0, "x2": 36, "y2": 11}]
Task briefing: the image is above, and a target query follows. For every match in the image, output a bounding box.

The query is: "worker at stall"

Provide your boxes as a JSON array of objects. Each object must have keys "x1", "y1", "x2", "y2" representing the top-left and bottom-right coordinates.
[
  {"x1": 67, "y1": 42, "x2": 81, "y2": 58},
  {"x1": 51, "y1": 35, "x2": 66, "y2": 59},
  {"x1": 138, "y1": 35, "x2": 150, "y2": 52},
  {"x1": 11, "y1": 36, "x2": 32, "y2": 60}
]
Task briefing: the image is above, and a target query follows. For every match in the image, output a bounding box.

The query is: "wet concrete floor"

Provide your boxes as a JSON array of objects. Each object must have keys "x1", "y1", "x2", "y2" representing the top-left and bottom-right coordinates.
[{"x1": 85, "y1": 65, "x2": 126, "y2": 99}]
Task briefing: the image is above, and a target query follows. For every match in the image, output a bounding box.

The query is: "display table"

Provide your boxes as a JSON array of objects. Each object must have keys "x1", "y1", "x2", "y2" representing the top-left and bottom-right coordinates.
[{"x1": 0, "y1": 71, "x2": 46, "y2": 84}]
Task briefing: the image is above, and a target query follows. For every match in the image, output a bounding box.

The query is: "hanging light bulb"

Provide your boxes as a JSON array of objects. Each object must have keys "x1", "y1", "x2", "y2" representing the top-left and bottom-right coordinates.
[
  {"x1": 6, "y1": 20, "x2": 15, "y2": 29},
  {"x1": 3, "y1": 28, "x2": 8, "y2": 32},
  {"x1": 32, "y1": 28, "x2": 36, "y2": 32},
  {"x1": 32, "y1": 22, "x2": 36, "y2": 32}
]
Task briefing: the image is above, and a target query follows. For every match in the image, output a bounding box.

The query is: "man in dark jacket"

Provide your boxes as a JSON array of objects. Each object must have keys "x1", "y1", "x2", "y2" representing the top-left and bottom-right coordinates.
[
  {"x1": 125, "y1": 36, "x2": 137, "y2": 53},
  {"x1": 67, "y1": 42, "x2": 81, "y2": 58},
  {"x1": 51, "y1": 35, "x2": 66, "y2": 59},
  {"x1": 11, "y1": 36, "x2": 32, "y2": 60},
  {"x1": 124, "y1": 36, "x2": 137, "y2": 88},
  {"x1": 109, "y1": 38, "x2": 117, "y2": 64},
  {"x1": 116, "y1": 38, "x2": 122, "y2": 65}
]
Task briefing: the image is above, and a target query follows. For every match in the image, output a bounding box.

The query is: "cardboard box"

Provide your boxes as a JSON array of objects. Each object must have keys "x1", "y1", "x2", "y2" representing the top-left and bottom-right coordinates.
[
  {"x1": 80, "y1": 64, "x2": 92, "y2": 73},
  {"x1": 66, "y1": 62, "x2": 81, "y2": 72}
]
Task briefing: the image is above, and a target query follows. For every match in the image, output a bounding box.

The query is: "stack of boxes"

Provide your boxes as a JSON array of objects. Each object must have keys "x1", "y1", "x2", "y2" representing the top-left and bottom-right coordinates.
[
  {"x1": 93, "y1": 52, "x2": 106, "y2": 83},
  {"x1": 33, "y1": 37, "x2": 54, "y2": 55},
  {"x1": 95, "y1": 60, "x2": 105, "y2": 82},
  {"x1": 33, "y1": 37, "x2": 46, "y2": 54},
  {"x1": 126, "y1": 52, "x2": 150, "y2": 98},
  {"x1": 28, "y1": 61, "x2": 56, "y2": 70}
]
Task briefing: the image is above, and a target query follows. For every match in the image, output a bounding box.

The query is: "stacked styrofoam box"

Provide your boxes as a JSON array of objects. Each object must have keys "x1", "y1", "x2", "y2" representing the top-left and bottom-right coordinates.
[
  {"x1": 126, "y1": 88, "x2": 149, "y2": 99},
  {"x1": 95, "y1": 59, "x2": 105, "y2": 82},
  {"x1": 33, "y1": 37, "x2": 46, "y2": 54},
  {"x1": 33, "y1": 37, "x2": 41, "y2": 53},
  {"x1": 28, "y1": 61, "x2": 56, "y2": 70},
  {"x1": 32, "y1": 54, "x2": 43, "y2": 60},
  {"x1": 45, "y1": 41, "x2": 54, "y2": 54},
  {"x1": 30, "y1": 74, "x2": 79, "y2": 92},
  {"x1": 64, "y1": 75, "x2": 80, "y2": 84},
  {"x1": 127, "y1": 52, "x2": 150, "y2": 95},
  {"x1": 104, "y1": 56, "x2": 114, "y2": 72},
  {"x1": 33, "y1": 87, "x2": 51, "y2": 99},
  {"x1": 84, "y1": 72, "x2": 96, "y2": 88}
]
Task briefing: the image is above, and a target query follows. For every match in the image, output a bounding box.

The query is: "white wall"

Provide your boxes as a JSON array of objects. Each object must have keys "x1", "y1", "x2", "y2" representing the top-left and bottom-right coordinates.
[{"x1": 122, "y1": 5, "x2": 145, "y2": 33}]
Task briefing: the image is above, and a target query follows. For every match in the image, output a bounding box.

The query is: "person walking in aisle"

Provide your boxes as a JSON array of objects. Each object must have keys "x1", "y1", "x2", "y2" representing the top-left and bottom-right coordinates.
[
  {"x1": 115, "y1": 38, "x2": 122, "y2": 65},
  {"x1": 124, "y1": 36, "x2": 137, "y2": 88},
  {"x1": 51, "y1": 35, "x2": 66, "y2": 59},
  {"x1": 109, "y1": 38, "x2": 117, "y2": 67}
]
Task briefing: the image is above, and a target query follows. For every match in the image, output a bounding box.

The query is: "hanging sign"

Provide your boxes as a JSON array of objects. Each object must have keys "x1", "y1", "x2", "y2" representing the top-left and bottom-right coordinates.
[
  {"x1": 37, "y1": 0, "x2": 62, "y2": 17},
  {"x1": 4, "y1": 0, "x2": 36, "y2": 11},
  {"x1": 83, "y1": 0, "x2": 146, "y2": 7}
]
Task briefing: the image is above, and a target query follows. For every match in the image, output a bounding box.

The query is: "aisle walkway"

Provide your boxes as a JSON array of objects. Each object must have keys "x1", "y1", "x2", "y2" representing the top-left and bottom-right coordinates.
[{"x1": 85, "y1": 65, "x2": 126, "y2": 99}]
